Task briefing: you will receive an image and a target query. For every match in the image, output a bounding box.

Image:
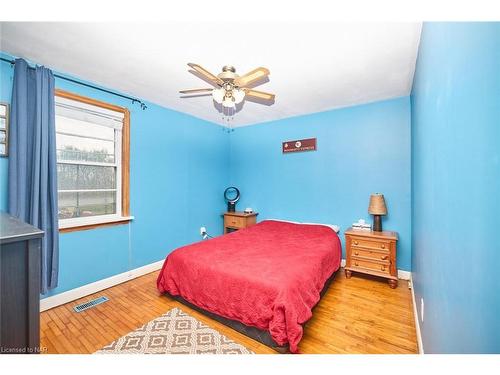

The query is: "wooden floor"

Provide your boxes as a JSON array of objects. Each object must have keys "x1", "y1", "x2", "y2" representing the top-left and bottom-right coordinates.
[{"x1": 40, "y1": 269, "x2": 418, "y2": 354}]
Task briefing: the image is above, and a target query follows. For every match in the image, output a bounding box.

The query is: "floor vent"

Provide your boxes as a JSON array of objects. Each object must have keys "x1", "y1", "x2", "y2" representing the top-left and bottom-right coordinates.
[{"x1": 73, "y1": 296, "x2": 109, "y2": 313}]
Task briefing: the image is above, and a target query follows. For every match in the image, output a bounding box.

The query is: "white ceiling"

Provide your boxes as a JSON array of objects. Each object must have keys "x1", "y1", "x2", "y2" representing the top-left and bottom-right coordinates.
[{"x1": 0, "y1": 22, "x2": 421, "y2": 127}]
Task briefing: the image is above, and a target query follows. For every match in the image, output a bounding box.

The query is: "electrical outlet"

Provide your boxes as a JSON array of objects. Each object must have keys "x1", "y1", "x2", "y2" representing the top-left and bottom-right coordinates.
[
  {"x1": 200, "y1": 226, "x2": 207, "y2": 236},
  {"x1": 420, "y1": 298, "x2": 425, "y2": 323}
]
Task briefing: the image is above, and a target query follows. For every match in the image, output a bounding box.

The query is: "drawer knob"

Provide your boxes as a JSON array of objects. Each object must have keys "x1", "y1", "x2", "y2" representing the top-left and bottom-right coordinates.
[
  {"x1": 354, "y1": 241, "x2": 359, "y2": 245},
  {"x1": 355, "y1": 262, "x2": 359, "y2": 266},
  {"x1": 354, "y1": 251, "x2": 359, "y2": 255},
  {"x1": 381, "y1": 255, "x2": 388, "y2": 260},
  {"x1": 381, "y1": 265, "x2": 386, "y2": 271},
  {"x1": 381, "y1": 244, "x2": 385, "y2": 249}
]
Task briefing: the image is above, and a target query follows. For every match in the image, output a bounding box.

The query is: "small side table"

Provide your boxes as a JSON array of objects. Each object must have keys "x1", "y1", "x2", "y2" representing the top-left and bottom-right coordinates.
[{"x1": 344, "y1": 227, "x2": 398, "y2": 288}]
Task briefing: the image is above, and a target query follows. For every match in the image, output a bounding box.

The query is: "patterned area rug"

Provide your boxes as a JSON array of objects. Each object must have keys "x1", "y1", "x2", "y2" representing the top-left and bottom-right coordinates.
[{"x1": 95, "y1": 307, "x2": 253, "y2": 354}]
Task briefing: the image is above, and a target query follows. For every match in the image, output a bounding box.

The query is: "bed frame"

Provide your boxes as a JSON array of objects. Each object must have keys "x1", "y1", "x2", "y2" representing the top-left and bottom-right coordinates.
[{"x1": 166, "y1": 269, "x2": 338, "y2": 353}]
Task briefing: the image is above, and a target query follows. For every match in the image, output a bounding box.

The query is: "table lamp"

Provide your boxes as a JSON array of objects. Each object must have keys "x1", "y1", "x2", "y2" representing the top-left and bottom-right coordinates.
[{"x1": 368, "y1": 193, "x2": 387, "y2": 232}]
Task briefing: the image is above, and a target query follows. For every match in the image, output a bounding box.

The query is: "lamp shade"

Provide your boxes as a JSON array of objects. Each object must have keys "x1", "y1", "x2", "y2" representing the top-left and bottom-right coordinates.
[
  {"x1": 212, "y1": 88, "x2": 225, "y2": 104},
  {"x1": 368, "y1": 193, "x2": 387, "y2": 215},
  {"x1": 222, "y1": 98, "x2": 235, "y2": 108},
  {"x1": 233, "y1": 88, "x2": 245, "y2": 104}
]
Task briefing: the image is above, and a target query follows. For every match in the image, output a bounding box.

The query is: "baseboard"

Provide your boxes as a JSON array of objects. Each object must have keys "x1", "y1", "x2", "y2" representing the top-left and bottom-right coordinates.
[
  {"x1": 409, "y1": 274, "x2": 424, "y2": 354},
  {"x1": 397, "y1": 269, "x2": 411, "y2": 280},
  {"x1": 340, "y1": 259, "x2": 410, "y2": 280},
  {"x1": 40, "y1": 259, "x2": 165, "y2": 312}
]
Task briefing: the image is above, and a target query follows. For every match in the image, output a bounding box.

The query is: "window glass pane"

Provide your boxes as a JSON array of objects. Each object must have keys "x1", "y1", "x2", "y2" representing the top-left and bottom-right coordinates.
[
  {"x1": 56, "y1": 115, "x2": 114, "y2": 140},
  {"x1": 56, "y1": 116, "x2": 115, "y2": 163},
  {"x1": 57, "y1": 164, "x2": 116, "y2": 190},
  {"x1": 57, "y1": 134, "x2": 115, "y2": 163},
  {"x1": 58, "y1": 191, "x2": 116, "y2": 219},
  {"x1": 0, "y1": 104, "x2": 6, "y2": 117}
]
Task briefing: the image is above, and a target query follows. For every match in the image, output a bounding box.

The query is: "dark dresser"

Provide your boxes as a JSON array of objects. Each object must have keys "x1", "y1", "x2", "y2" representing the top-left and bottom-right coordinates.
[{"x1": 0, "y1": 212, "x2": 44, "y2": 354}]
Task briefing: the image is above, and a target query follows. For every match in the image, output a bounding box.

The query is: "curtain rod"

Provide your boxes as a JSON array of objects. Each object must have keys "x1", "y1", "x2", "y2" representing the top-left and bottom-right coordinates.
[{"x1": 0, "y1": 57, "x2": 147, "y2": 110}]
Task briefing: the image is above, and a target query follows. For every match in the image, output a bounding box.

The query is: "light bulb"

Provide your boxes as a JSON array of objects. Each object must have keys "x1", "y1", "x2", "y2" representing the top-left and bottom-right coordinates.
[
  {"x1": 212, "y1": 88, "x2": 225, "y2": 104},
  {"x1": 233, "y1": 88, "x2": 245, "y2": 104}
]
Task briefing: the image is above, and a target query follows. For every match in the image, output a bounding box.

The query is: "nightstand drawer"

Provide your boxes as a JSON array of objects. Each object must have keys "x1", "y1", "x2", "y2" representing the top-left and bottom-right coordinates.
[
  {"x1": 351, "y1": 257, "x2": 390, "y2": 274},
  {"x1": 224, "y1": 215, "x2": 246, "y2": 228},
  {"x1": 222, "y1": 212, "x2": 258, "y2": 234},
  {"x1": 351, "y1": 247, "x2": 390, "y2": 261},
  {"x1": 351, "y1": 237, "x2": 390, "y2": 251}
]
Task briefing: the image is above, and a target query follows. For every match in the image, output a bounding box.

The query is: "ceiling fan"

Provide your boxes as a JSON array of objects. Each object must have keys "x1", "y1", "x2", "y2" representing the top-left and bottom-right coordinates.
[{"x1": 179, "y1": 63, "x2": 275, "y2": 113}]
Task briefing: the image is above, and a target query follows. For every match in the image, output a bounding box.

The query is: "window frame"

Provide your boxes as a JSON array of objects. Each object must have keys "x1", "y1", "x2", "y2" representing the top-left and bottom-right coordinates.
[{"x1": 55, "y1": 89, "x2": 131, "y2": 233}]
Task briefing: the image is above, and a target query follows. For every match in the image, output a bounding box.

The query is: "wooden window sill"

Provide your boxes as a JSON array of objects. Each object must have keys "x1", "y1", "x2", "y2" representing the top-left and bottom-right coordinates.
[{"x1": 59, "y1": 216, "x2": 134, "y2": 233}]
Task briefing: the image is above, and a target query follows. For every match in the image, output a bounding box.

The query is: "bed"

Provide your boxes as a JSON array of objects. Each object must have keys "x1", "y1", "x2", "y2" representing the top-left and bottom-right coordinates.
[{"x1": 156, "y1": 220, "x2": 342, "y2": 353}]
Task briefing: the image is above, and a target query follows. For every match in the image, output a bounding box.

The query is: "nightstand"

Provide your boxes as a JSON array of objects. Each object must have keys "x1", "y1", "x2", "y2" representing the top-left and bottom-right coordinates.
[
  {"x1": 344, "y1": 228, "x2": 398, "y2": 288},
  {"x1": 223, "y1": 212, "x2": 258, "y2": 234}
]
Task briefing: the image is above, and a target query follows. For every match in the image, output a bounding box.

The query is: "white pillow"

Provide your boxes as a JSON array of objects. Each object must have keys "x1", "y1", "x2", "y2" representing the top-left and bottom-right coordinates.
[
  {"x1": 267, "y1": 219, "x2": 300, "y2": 224},
  {"x1": 267, "y1": 219, "x2": 340, "y2": 233},
  {"x1": 301, "y1": 222, "x2": 340, "y2": 233}
]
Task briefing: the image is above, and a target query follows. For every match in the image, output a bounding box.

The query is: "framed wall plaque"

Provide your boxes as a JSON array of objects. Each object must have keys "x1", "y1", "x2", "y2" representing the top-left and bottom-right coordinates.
[
  {"x1": 0, "y1": 102, "x2": 9, "y2": 157},
  {"x1": 282, "y1": 138, "x2": 316, "y2": 153}
]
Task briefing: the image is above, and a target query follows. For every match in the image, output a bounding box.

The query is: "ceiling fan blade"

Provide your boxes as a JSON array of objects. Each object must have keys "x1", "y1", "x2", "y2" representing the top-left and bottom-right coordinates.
[
  {"x1": 243, "y1": 89, "x2": 275, "y2": 102},
  {"x1": 187, "y1": 63, "x2": 223, "y2": 85},
  {"x1": 234, "y1": 67, "x2": 270, "y2": 88},
  {"x1": 179, "y1": 88, "x2": 214, "y2": 94},
  {"x1": 189, "y1": 70, "x2": 219, "y2": 87}
]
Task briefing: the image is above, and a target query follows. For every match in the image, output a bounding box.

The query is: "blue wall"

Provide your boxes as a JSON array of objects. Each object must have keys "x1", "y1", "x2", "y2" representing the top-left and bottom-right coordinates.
[
  {"x1": 0, "y1": 53, "x2": 230, "y2": 296},
  {"x1": 411, "y1": 23, "x2": 500, "y2": 353},
  {"x1": 229, "y1": 97, "x2": 412, "y2": 270}
]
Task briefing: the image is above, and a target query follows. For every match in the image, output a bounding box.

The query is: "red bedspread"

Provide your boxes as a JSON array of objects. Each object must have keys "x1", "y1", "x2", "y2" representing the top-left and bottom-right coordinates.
[{"x1": 157, "y1": 220, "x2": 342, "y2": 353}]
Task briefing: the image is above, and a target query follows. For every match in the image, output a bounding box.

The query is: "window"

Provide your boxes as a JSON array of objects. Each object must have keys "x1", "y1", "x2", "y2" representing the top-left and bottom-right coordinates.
[{"x1": 55, "y1": 90, "x2": 130, "y2": 231}]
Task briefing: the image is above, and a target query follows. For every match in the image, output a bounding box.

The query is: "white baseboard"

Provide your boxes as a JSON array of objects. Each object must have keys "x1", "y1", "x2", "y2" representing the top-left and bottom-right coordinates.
[
  {"x1": 40, "y1": 259, "x2": 165, "y2": 312},
  {"x1": 340, "y1": 258, "x2": 410, "y2": 280},
  {"x1": 397, "y1": 269, "x2": 411, "y2": 280},
  {"x1": 409, "y1": 275, "x2": 424, "y2": 354}
]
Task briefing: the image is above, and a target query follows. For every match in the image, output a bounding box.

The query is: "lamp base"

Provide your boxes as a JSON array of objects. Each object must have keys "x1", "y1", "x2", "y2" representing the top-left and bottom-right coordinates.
[
  {"x1": 227, "y1": 202, "x2": 236, "y2": 212},
  {"x1": 372, "y1": 215, "x2": 383, "y2": 232}
]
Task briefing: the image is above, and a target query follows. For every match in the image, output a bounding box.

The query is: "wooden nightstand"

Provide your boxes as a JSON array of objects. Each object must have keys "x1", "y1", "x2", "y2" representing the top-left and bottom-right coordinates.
[
  {"x1": 223, "y1": 212, "x2": 258, "y2": 234},
  {"x1": 344, "y1": 228, "x2": 398, "y2": 288}
]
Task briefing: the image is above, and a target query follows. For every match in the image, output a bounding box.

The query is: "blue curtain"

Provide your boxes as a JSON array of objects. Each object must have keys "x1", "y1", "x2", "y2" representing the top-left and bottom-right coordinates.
[{"x1": 8, "y1": 58, "x2": 59, "y2": 294}]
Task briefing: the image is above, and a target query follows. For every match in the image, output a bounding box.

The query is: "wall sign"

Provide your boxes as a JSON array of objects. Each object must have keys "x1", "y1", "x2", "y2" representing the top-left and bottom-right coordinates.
[{"x1": 282, "y1": 138, "x2": 316, "y2": 153}]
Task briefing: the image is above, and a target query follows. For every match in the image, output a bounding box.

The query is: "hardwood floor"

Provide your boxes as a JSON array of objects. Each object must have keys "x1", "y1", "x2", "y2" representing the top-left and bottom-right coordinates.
[{"x1": 40, "y1": 269, "x2": 418, "y2": 354}]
